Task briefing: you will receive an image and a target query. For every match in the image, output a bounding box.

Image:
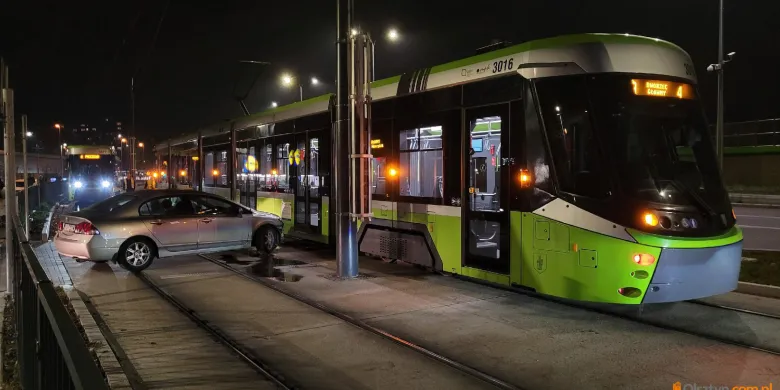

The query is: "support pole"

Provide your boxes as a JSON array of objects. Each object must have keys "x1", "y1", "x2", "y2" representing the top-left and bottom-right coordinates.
[
  {"x1": 715, "y1": 0, "x2": 724, "y2": 170},
  {"x1": 230, "y1": 125, "x2": 237, "y2": 201},
  {"x1": 22, "y1": 115, "x2": 28, "y2": 240},
  {"x1": 335, "y1": 0, "x2": 358, "y2": 278},
  {"x1": 198, "y1": 133, "x2": 204, "y2": 192},
  {"x1": 167, "y1": 143, "x2": 173, "y2": 189},
  {"x1": 3, "y1": 65, "x2": 16, "y2": 297}
]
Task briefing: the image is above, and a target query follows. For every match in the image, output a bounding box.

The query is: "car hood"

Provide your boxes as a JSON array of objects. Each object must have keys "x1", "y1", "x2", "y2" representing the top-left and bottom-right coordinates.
[{"x1": 252, "y1": 210, "x2": 281, "y2": 219}]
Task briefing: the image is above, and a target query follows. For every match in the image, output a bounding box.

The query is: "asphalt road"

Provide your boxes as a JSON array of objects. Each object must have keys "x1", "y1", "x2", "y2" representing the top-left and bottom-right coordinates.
[{"x1": 735, "y1": 205, "x2": 780, "y2": 251}]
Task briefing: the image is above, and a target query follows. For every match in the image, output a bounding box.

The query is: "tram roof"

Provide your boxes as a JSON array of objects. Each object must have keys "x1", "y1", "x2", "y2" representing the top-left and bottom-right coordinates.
[{"x1": 156, "y1": 33, "x2": 689, "y2": 152}]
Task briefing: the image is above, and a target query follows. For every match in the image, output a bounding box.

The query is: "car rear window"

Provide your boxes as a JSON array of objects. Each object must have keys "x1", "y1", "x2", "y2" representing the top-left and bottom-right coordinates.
[{"x1": 82, "y1": 194, "x2": 136, "y2": 213}]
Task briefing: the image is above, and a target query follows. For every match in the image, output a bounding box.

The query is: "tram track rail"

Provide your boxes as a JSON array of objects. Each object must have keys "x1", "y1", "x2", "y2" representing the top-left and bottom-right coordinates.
[
  {"x1": 198, "y1": 253, "x2": 524, "y2": 390},
  {"x1": 135, "y1": 270, "x2": 297, "y2": 390},
  {"x1": 454, "y1": 275, "x2": 780, "y2": 357},
  {"x1": 272, "y1": 240, "x2": 780, "y2": 357},
  {"x1": 687, "y1": 299, "x2": 780, "y2": 321}
]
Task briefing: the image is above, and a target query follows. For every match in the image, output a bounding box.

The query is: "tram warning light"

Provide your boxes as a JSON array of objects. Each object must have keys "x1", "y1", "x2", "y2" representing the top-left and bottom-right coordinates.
[
  {"x1": 388, "y1": 167, "x2": 398, "y2": 178},
  {"x1": 212, "y1": 169, "x2": 219, "y2": 176},
  {"x1": 180, "y1": 170, "x2": 187, "y2": 177},
  {"x1": 518, "y1": 169, "x2": 531, "y2": 188},
  {"x1": 271, "y1": 169, "x2": 278, "y2": 175},
  {"x1": 642, "y1": 212, "x2": 658, "y2": 227},
  {"x1": 632, "y1": 253, "x2": 656, "y2": 266}
]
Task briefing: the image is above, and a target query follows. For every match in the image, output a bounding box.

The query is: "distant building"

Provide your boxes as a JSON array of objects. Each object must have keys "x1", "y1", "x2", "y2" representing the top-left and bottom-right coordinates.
[{"x1": 68, "y1": 117, "x2": 124, "y2": 145}]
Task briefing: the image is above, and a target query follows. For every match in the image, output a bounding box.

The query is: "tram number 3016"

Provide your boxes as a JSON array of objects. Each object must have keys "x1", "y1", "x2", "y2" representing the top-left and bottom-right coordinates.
[{"x1": 492, "y1": 58, "x2": 515, "y2": 73}]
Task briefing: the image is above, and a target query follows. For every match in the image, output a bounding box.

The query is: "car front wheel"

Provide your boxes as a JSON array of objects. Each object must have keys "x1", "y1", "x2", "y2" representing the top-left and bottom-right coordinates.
[
  {"x1": 119, "y1": 238, "x2": 156, "y2": 272},
  {"x1": 254, "y1": 226, "x2": 279, "y2": 253}
]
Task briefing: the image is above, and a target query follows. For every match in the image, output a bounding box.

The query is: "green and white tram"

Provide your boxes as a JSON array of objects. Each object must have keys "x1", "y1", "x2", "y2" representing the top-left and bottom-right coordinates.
[{"x1": 161, "y1": 33, "x2": 742, "y2": 304}]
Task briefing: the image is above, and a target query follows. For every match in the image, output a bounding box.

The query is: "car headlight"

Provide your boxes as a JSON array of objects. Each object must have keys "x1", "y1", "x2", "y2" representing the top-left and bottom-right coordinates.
[
  {"x1": 74, "y1": 181, "x2": 83, "y2": 189},
  {"x1": 101, "y1": 180, "x2": 110, "y2": 188}
]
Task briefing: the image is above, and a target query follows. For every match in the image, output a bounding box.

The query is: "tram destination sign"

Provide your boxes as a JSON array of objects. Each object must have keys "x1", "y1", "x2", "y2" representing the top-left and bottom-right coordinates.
[{"x1": 631, "y1": 79, "x2": 693, "y2": 100}]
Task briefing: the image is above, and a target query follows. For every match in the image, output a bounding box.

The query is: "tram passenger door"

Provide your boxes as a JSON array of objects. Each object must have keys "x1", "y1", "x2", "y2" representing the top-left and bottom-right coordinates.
[
  {"x1": 463, "y1": 105, "x2": 510, "y2": 274},
  {"x1": 293, "y1": 131, "x2": 323, "y2": 233}
]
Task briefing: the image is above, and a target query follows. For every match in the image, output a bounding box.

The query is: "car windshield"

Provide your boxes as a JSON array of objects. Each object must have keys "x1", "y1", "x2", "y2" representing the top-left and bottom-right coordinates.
[
  {"x1": 81, "y1": 194, "x2": 136, "y2": 213},
  {"x1": 534, "y1": 74, "x2": 729, "y2": 213}
]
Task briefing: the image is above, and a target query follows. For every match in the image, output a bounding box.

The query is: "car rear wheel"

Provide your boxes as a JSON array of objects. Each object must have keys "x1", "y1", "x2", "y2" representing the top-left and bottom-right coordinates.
[
  {"x1": 254, "y1": 226, "x2": 279, "y2": 253},
  {"x1": 119, "y1": 238, "x2": 156, "y2": 272}
]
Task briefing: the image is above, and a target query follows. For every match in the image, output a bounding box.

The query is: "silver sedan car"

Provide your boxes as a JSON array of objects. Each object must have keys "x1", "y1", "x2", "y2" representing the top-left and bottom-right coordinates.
[{"x1": 54, "y1": 189, "x2": 284, "y2": 271}]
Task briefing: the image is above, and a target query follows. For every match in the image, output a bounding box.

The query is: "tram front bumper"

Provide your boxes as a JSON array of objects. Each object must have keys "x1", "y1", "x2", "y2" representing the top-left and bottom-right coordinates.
[{"x1": 642, "y1": 241, "x2": 743, "y2": 304}]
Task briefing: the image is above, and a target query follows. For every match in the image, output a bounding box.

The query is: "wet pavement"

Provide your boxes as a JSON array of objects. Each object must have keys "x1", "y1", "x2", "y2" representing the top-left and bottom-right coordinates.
[
  {"x1": 61, "y1": 254, "x2": 282, "y2": 390},
  {"x1": 200, "y1": 244, "x2": 780, "y2": 390},
  {"x1": 42, "y1": 236, "x2": 780, "y2": 390}
]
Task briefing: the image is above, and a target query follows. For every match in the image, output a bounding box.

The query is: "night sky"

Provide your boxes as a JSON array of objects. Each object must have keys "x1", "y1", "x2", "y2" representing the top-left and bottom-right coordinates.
[{"x1": 2, "y1": 0, "x2": 778, "y2": 152}]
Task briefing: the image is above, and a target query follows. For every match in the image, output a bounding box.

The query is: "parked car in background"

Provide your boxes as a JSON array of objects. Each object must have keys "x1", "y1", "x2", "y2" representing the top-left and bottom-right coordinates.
[{"x1": 54, "y1": 189, "x2": 284, "y2": 271}]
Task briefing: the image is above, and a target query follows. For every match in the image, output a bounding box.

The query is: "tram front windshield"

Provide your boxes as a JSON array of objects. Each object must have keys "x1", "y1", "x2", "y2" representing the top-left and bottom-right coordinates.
[{"x1": 534, "y1": 74, "x2": 729, "y2": 214}]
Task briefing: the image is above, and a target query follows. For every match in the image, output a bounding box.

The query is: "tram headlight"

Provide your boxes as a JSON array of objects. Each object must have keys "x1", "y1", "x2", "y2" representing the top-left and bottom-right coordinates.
[
  {"x1": 74, "y1": 181, "x2": 83, "y2": 189},
  {"x1": 642, "y1": 212, "x2": 658, "y2": 227},
  {"x1": 632, "y1": 253, "x2": 656, "y2": 266},
  {"x1": 101, "y1": 180, "x2": 110, "y2": 188}
]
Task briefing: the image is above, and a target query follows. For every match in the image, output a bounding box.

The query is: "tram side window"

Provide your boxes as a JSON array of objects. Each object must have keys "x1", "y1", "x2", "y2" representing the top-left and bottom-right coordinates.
[
  {"x1": 399, "y1": 125, "x2": 443, "y2": 199},
  {"x1": 216, "y1": 151, "x2": 228, "y2": 187},
  {"x1": 275, "y1": 142, "x2": 290, "y2": 191},
  {"x1": 535, "y1": 76, "x2": 610, "y2": 198},
  {"x1": 204, "y1": 152, "x2": 214, "y2": 186},
  {"x1": 260, "y1": 143, "x2": 272, "y2": 188}
]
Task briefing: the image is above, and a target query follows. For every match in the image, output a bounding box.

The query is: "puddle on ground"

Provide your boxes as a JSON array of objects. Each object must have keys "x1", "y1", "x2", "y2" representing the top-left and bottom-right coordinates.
[{"x1": 246, "y1": 254, "x2": 304, "y2": 282}]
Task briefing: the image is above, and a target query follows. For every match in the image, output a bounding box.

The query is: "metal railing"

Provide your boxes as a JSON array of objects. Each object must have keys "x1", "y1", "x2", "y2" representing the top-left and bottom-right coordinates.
[
  {"x1": 10, "y1": 215, "x2": 108, "y2": 390},
  {"x1": 714, "y1": 118, "x2": 780, "y2": 147}
]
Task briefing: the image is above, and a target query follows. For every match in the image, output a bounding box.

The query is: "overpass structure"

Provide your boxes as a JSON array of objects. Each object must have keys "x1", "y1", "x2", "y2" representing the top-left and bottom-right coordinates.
[{"x1": 0, "y1": 150, "x2": 63, "y2": 176}]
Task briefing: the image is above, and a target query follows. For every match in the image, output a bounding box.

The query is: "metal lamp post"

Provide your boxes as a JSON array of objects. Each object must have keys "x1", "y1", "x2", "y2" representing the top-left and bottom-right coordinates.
[{"x1": 708, "y1": 0, "x2": 735, "y2": 171}]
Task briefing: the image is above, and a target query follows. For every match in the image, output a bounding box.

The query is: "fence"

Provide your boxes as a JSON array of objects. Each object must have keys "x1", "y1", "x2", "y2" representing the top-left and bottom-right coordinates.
[
  {"x1": 719, "y1": 118, "x2": 780, "y2": 148},
  {"x1": 10, "y1": 214, "x2": 108, "y2": 389}
]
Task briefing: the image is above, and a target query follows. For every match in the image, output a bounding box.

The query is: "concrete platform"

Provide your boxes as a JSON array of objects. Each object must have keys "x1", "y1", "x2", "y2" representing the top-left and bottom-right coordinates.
[
  {"x1": 199, "y1": 243, "x2": 780, "y2": 390},
  {"x1": 56, "y1": 245, "x2": 496, "y2": 389},
  {"x1": 51, "y1": 244, "x2": 284, "y2": 390}
]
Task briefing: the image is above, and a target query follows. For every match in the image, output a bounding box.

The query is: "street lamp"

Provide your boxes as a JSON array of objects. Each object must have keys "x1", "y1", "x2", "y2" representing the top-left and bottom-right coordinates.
[
  {"x1": 280, "y1": 73, "x2": 321, "y2": 102},
  {"x1": 387, "y1": 28, "x2": 400, "y2": 42},
  {"x1": 54, "y1": 123, "x2": 63, "y2": 175},
  {"x1": 138, "y1": 142, "x2": 145, "y2": 164},
  {"x1": 707, "y1": 0, "x2": 735, "y2": 171}
]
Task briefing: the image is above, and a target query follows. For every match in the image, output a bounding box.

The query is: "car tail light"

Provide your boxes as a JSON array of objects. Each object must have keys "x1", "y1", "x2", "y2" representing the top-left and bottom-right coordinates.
[
  {"x1": 57, "y1": 221, "x2": 63, "y2": 231},
  {"x1": 74, "y1": 221, "x2": 100, "y2": 235}
]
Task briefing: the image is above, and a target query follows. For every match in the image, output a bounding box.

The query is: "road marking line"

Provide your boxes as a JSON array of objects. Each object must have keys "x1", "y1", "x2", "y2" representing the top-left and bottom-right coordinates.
[
  {"x1": 739, "y1": 224, "x2": 780, "y2": 230},
  {"x1": 737, "y1": 214, "x2": 780, "y2": 219}
]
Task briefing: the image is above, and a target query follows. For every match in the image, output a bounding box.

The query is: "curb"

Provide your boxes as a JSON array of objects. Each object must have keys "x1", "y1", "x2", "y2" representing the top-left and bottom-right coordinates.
[
  {"x1": 65, "y1": 288, "x2": 132, "y2": 389},
  {"x1": 736, "y1": 281, "x2": 780, "y2": 299}
]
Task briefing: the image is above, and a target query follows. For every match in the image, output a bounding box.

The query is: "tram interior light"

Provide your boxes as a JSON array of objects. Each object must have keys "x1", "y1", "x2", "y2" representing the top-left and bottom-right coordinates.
[{"x1": 642, "y1": 212, "x2": 658, "y2": 227}]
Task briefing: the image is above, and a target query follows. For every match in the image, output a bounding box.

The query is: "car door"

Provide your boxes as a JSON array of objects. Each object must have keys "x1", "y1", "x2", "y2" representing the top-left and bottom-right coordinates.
[
  {"x1": 191, "y1": 195, "x2": 251, "y2": 250},
  {"x1": 140, "y1": 195, "x2": 199, "y2": 252}
]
